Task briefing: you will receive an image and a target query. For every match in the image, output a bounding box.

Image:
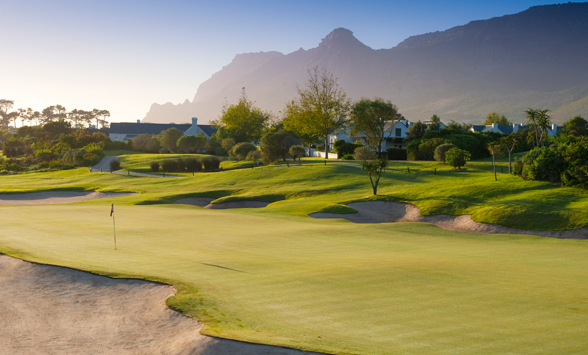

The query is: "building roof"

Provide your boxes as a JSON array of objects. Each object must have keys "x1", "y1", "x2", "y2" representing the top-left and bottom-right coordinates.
[
  {"x1": 109, "y1": 122, "x2": 191, "y2": 136},
  {"x1": 109, "y1": 122, "x2": 217, "y2": 137},
  {"x1": 198, "y1": 124, "x2": 217, "y2": 137}
]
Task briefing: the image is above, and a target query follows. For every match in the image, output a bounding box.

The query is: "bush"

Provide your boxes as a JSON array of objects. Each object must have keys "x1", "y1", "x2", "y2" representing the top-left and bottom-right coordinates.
[
  {"x1": 445, "y1": 147, "x2": 471, "y2": 169},
  {"x1": 104, "y1": 139, "x2": 132, "y2": 151},
  {"x1": 387, "y1": 147, "x2": 407, "y2": 160},
  {"x1": 434, "y1": 143, "x2": 456, "y2": 163},
  {"x1": 109, "y1": 159, "x2": 121, "y2": 171},
  {"x1": 334, "y1": 139, "x2": 361, "y2": 158},
  {"x1": 150, "y1": 161, "x2": 160, "y2": 172},
  {"x1": 202, "y1": 156, "x2": 221, "y2": 171},
  {"x1": 132, "y1": 134, "x2": 160, "y2": 153},
  {"x1": 231, "y1": 142, "x2": 257, "y2": 161},
  {"x1": 35, "y1": 149, "x2": 55, "y2": 162},
  {"x1": 341, "y1": 154, "x2": 354, "y2": 160},
  {"x1": 184, "y1": 158, "x2": 203, "y2": 173},
  {"x1": 353, "y1": 146, "x2": 377, "y2": 161},
  {"x1": 161, "y1": 159, "x2": 179, "y2": 172},
  {"x1": 289, "y1": 145, "x2": 306, "y2": 161}
]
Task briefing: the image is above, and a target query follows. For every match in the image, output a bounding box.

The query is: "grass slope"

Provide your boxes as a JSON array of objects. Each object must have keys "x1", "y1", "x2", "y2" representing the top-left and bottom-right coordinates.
[{"x1": 1, "y1": 158, "x2": 588, "y2": 354}]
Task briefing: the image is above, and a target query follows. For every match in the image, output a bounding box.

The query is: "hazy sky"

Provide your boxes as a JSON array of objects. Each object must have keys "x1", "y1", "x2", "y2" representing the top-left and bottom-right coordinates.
[{"x1": 1, "y1": 0, "x2": 560, "y2": 124}]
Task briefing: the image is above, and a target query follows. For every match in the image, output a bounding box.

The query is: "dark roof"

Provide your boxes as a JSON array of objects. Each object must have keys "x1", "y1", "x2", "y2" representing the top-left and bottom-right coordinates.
[
  {"x1": 471, "y1": 125, "x2": 486, "y2": 132},
  {"x1": 109, "y1": 122, "x2": 217, "y2": 137},
  {"x1": 497, "y1": 125, "x2": 514, "y2": 134},
  {"x1": 110, "y1": 122, "x2": 192, "y2": 136},
  {"x1": 198, "y1": 124, "x2": 217, "y2": 137}
]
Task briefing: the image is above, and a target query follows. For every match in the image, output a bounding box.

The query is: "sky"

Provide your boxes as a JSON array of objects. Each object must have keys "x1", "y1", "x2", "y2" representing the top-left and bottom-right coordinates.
[{"x1": 1, "y1": 0, "x2": 561, "y2": 124}]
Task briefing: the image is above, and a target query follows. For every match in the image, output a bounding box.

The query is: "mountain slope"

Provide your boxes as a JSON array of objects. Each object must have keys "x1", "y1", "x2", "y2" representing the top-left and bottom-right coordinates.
[{"x1": 144, "y1": 3, "x2": 588, "y2": 124}]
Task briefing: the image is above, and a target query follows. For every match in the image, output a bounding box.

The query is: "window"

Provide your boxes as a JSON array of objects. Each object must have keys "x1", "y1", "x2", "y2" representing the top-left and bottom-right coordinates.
[{"x1": 395, "y1": 128, "x2": 402, "y2": 137}]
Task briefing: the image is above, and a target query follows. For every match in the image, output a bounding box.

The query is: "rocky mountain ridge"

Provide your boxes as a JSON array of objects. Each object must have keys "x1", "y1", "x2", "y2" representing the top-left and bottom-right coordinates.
[{"x1": 144, "y1": 3, "x2": 588, "y2": 124}]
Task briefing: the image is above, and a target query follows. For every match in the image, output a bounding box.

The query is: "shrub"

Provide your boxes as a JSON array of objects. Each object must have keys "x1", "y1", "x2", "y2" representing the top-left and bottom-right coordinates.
[
  {"x1": 334, "y1": 140, "x2": 361, "y2": 158},
  {"x1": 150, "y1": 161, "x2": 160, "y2": 172},
  {"x1": 202, "y1": 156, "x2": 221, "y2": 171},
  {"x1": 132, "y1": 134, "x2": 160, "y2": 153},
  {"x1": 175, "y1": 158, "x2": 187, "y2": 172},
  {"x1": 445, "y1": 147, "x2": 471, "y2": 169},
  {"x1": 341, "y1": 154, "x2": 354, "y2": 160},
  {"x1": 104, "y1": 139, "x2": 132, "y2": 151},
  {"x1": 353, "y1": 146, "x2": 377, "y2": 161},
  {"x1": 161, "y1": 159, "x2": 179, "y2": 172},
  {"x1": 35, "y1": 149, "x2": 55, "y2": 162},
  {"x1": 184, "y1": 158, "x2": 203, "y2": 173},
  {"x1": 387, "y1": 147, "x2": 407, "y2": 160},
  {"x1": 246, "y1": 150, "x2": 261, "y2": 162},
  {"x1": 434, "y1": 143, "x2": 456, "y2": 163},
  {"x1": 231, "y1": 142, "x2": 257, "y2": 161},
  {"x1": 109, "y1": 159, "x2": 121, "y2": 171},
  {"x1": 289, "y1": 145, "x2": 306, "y2": 161}
]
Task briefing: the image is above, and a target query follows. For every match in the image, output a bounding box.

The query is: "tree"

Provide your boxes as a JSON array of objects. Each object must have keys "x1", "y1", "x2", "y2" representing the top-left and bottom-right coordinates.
[
  {"x1": 500, "y1": 134, "x2": 518, "y2": 173},
  {"x1": 350, "y1": 98, "x2": 400, "y2": 154},
  {"x1": 525, "y1": 108, "x2": 551, "y2": 147},
  {"x1": 177, "y1": 135, "x2": 199, "y2": 153},
  {"x1": 353, "y1": 145, "x2": 377, "y2": 161},
  {"x1": 92, "y1": 109, "x2": 110, "y2": 129},
  {"x1": 41, "y1": 105, "x2": 67, "y2": 124},
  {"x1": 68, "y1": 109, "x2": 87, "y2": 128},
  {"x1": 289, "y1": 145, "x2": 306, "y2": 163},
  {"x1": 353, "y1": 146, "x2": 387, "y2": 195},
  {"x1": 159, "y1": 127, "x2": 183, "y2": 152},
  {"x1": 221, "y1": 138, "x2": 236, "y2": 153},
  {"x1": 405, "y1": 121, "x2": 428, "y2": 141},
  {"x1": 194, "y1": 133, "x2": 208, "y2": 152},
  {"x1": 0, "y1": 99, "x2": 15, "y2": 129},
  {"x1": 429, "y1": 114, "x2": 442, "y2": 132},
  {"x1": 246, "y1": 150, "x2": 261, "y2": 168},
  {"x1": 484, "y1": 111, "x2": 512, "y2": 125},
  {"x1": 212, "y1": 88, "x2": 270, "y2": 143},
  {"x1": 261, "y1": 129, "x2": 301, "y2": 165},
  {"x1": 231, "y1": 142, "x2": 257, "y2": 161},
  {"x1": 445, "y1": 147, "x2": 471, "y2": 169},
  {"x1": 282, "y1": 67, "x2": 350, "y2": 159},
  {"x1": 434, "y1": 143, "x2": 456, "y2": 163},
  {"x1": 132, "y1": 134, "x2": 160, "y2": 153},
  {"x1": 564, "y1": 116, "x2": 588, "y2": 137},
  {"x1": 487, "y1": 143, "x2": 502, "y2": 180}
]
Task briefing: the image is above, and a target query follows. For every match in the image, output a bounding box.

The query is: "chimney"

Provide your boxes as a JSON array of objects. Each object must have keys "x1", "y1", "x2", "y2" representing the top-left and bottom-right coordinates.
[
  {"x1": 192, "y1": 117, "x2": 198, "y2": 126},
  {"x1": 137, "y1": 119, "x2": 140, "y2": 124},
  {"x1": 513, "y1": 123, "x2": 519, "y2": 133}
]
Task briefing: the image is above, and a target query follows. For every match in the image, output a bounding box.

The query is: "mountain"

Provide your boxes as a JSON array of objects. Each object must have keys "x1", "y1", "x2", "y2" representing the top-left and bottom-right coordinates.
[{"x1": 144, "y1": 3, "x2": 588, "y2": 125}]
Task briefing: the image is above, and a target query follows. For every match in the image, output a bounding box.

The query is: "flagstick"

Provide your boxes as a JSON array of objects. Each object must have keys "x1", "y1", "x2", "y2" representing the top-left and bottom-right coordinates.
[{"x1": 113, "y1": 214, "x2": 117, "y2": 250}]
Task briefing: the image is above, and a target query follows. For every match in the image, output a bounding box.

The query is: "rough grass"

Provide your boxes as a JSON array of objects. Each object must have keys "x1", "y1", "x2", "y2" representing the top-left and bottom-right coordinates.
[{"x1": 1, "y1": 158, "x2": 588, "y2": 354}]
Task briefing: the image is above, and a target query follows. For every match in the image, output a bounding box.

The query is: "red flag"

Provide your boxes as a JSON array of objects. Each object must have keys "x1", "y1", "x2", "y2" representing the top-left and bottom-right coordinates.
[{"x1": 110, "y1": 204, "x2": 114, "y2": 217}]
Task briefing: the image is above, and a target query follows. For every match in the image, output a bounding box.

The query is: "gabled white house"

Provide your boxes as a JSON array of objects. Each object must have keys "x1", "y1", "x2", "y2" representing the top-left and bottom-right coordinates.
[{"x1": 328, "y1": 119, "x2": 435, "y2": 151}]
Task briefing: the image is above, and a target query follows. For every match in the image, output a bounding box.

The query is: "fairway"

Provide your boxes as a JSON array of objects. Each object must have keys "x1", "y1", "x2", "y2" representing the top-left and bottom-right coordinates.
[{"x1": 1, "y1": 161, "x2": 588, "y2": 354}]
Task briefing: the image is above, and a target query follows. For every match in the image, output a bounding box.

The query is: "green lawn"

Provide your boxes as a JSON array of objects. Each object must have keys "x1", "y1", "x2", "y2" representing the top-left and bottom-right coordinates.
[{"x1": 1, "y1": 157, "x2": 588, "y2": 354}]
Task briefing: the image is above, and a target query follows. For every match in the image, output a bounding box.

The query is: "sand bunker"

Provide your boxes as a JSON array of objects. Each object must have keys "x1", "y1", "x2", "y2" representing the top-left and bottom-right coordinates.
[
  {"x1": 0, "y1": 191, "x2": 135, "y2": 206},
  {"x1": 0, "y1": 255, "x2": 320, "y2": 354},
  {"x1": 174, "y1": 198, "x2": 270, "y2": 209},
  {"x1": 310, "y1": 201, "x2": 588, "y2": 239},
  {"x1": 204, "y1": 200, "x2": 270, "y2": 209},
  {"x1": 173, "y1": 197, "x2": 215, "y2": 207}
]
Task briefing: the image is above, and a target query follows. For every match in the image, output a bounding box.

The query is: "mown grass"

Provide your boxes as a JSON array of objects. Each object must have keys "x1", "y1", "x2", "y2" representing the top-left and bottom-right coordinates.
[
  {"x1": 1, "y1": 205, "x2": 587, "y2": 354},
  {"x1": 1, "y1": 156, "x2": 588, "y2": 354}
]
